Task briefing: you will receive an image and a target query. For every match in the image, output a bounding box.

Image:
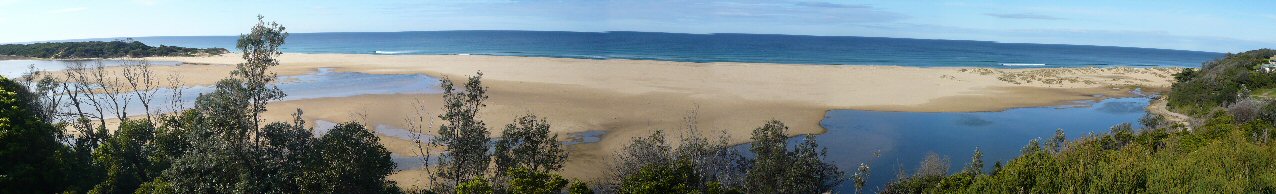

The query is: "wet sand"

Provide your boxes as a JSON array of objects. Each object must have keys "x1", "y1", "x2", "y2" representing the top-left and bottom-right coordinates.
[{"x1": 132, "y1": 53, "x2": 1181, "y2": 187}]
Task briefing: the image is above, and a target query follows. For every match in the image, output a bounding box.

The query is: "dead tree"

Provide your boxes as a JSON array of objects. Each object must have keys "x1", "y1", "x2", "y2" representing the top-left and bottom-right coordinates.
[
  {"x1": 63, "y1": 61, "x2": 108, "y2": 130},
  {"x1": 404, "y1": 97, "x2": 436, "y2": 190},
  {"x1": 122, "y1": 59, "x2": 160, "y2": 121},
  {"x1": 88, "y1": 60, "x2": 131, "y2": 120}
]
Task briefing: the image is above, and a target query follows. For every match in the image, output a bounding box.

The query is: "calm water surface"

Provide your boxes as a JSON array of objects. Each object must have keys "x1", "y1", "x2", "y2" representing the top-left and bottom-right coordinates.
[
  {"x1": 0, "y1": 59, "x2": 181, "y2": 78},
  {"x1": 812, "y1": 97, "x2": 1150, "y2": 192},
  {"x1": 65, "y1": 68, "x2": 441, "y2": 117}
]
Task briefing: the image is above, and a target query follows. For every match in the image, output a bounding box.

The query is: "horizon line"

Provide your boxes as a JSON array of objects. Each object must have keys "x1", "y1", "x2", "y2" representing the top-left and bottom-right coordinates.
[{"x1": 8, "y1": 29, "x2": 1229, "y2": 54}]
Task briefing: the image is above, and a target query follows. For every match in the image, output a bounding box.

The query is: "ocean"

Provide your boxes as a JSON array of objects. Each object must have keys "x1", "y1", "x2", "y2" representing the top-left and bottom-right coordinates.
[{"x1": 74, "y1": 30, "x2": 1223, "y2": 68}]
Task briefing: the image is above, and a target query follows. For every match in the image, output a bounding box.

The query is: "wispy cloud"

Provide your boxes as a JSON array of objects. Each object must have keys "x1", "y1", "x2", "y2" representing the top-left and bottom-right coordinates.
[
  {"x1": 792, "y1": 1, "x2": 870, "y2": 9},
  {"x1": 49, "y1": 7, "x2": 88, "y2": 14},
  {"x1": 985, "y1": 13, "x2": 1064, "y2": 20}
]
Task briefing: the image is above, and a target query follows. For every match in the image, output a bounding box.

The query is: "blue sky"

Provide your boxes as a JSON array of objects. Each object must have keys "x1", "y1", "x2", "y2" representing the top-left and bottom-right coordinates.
[{"x1": 1, "y1": 0, "x2": 1273, "y2": 52}]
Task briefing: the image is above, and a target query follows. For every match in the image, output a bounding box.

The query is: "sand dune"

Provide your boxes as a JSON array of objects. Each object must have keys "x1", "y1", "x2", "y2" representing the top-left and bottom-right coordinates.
[{"x1": 135, "y1": 53, "x2": 1180, "y2": 187}]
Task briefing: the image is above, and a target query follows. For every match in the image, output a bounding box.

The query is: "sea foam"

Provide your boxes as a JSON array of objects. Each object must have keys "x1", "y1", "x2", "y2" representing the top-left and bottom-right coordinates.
[
  {"x1": 1001, "y1": 63, "x2": 1047, "y2": 66},
  {"x1": 374, "y1": 50, "x2": 417, "y2": 54}
]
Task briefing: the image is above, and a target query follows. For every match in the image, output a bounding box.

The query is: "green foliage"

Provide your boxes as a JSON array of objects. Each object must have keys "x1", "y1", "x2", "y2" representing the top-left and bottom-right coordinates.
[
  {"x1": 455, "y1": 179, "x2": 495, "y2": 194},
  {"x1": 0, "y1": 76, "x2": 76, "y2": 193},
  {"x1": 1169, "y1": 49, "x2": 1276, "y2": 115},
  {"x1": 620, "y1": 161, "x2": 701, "y2": 194},
  {"x1": 0, "y1": 39, "x2": 227, "y2": 59},
  {"x1": 493, "y1": 114, "x2": 567, "y2": 176},
  {"x1": 0, "y1": 16, "x2": 413, "y2": 194},
  {"x1": 887, "y1": 114, "x2": 1276, "y2": 193},
  {"x1": 313, "y1": 122, "x2": 398, "y2": 194},
  {"x1": 567, "y1": 181, "x2": 594, "y2": 194},
  {"x1": 90, "y1": 120, "x2": 157, "y2": 194},
  {"x1": 745, "y1": 120, "x2": 846, "y2": 193},
  {"x1": 233, "y1": 15, "x2": 288, "y2": 131},
  {"x1": 133, "y1": 178, "x2": 174, "y2": 194},
  {"x1": 608, "y1": 120, "x2": 842, "y2": 193},
  {"x1": 433, "y1": 73, "x2": 493, "y2": 189},
  {"x1": 881, "y1": 152, "x2": 950, "y2": 193},
  {"x1": 506, "y1": 167, "x2": 569, "y2": 194}
]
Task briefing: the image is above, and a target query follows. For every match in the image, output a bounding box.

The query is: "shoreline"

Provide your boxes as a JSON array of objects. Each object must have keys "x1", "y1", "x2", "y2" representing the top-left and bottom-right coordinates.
[
  {"x1": 138, "y1": 53, "x2": 1183, "y2": 114},
  {"x1": 132, "y1": 53, "x2": 1179, "y2": 187}
]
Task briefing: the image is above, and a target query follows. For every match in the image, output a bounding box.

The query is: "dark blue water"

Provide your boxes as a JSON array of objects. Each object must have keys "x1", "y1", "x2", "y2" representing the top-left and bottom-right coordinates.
[
  {"x1": 74, "y1": 31, "x2": 1222, "y2": 67},
  {"x1": 730, "y1": 97, "x2": 1149, "y2": 192}
]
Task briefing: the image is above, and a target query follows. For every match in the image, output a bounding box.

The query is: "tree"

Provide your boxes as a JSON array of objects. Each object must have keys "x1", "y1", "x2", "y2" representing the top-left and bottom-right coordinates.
[
  {"x1": 744, "y1": 120, "x2": 845, "y2": 193},
  {"x1": 0, "y1": 76, "x2": 75, "y2": 193},
  {"x1": 90, "y1": 119, "x2": 157, "y2": 194},
  {"x1": 433, "y1": 73, "x2": 493, "y2": 191},
  {"x1": 1047, "y1": 129, "x2": 1066, "y2": 153},
  {"x1": 744, "y1": 120, "x2": 788, "y2": 193},
  {"x1": 233, "y1": 15, "x2": 288, "y2": 135},
  {"x1": 506, "y1": 167, "x2": 569, "y2": 194},
  {"x1": 313, "y1": 122, "x2": 398, "y2": 194},
  {"x1": 606, "y1": 130, "x2": 673, "y2": 192},
  {"x1": 966, "y1": 147, "x2": 984, "y2": 175},
  {"x1": 255, "y1": 110, "x2": 319, "y2": 193},
  {"x1": 61, "y1": 61, "x2": 115, "y2": 145},
  {"x1": 567, "y1": 181, "x2": 594, "y2": 194},
  {"x1": 193, "y1": 79, "x2": 255, "y2": 144},
  {"x1": 493, "y1": 114, "x2": 567, "y2": 177},
  {"x1": 152, "y1": 16, "x2": 291, "y2": 193},
  {"x1": 456, "y1": 179, "x2": 495, "y2": 194},
  {"x1": 674, "y1": 109, "x2": 749, "y2": 189},
  {"x1": 786, "y1": 135, "x2": 847, "y2": 193},
  {"x1": 620, "y1": 161, "x2": 701, "y2": 194},
  {"x1": 122, "y1": 60, "x2": 161, "y2": 121}
]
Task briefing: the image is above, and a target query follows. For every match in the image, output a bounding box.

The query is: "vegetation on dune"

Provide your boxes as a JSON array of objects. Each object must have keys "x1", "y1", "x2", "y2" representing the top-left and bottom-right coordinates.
[
  {"x1": 1167, "y1": 49, "x2": 1276, "y2": 115},
  {"x1": 0, "y1": 39, "x2": 228, "y2": 59},
  {"x1": 878, "y1": 49, "x2": 1276, "y2": 193},
  {"x1": 598, "y1": 118, "x2": 846, "y2": 193}
]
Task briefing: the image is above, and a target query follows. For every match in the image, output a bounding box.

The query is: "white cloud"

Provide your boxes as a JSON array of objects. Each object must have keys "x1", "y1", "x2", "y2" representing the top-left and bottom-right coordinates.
[
  {"x1": 49, "y1": 7, "x2": 87, "y2": 14},
  {"x1": 985, "y1": 13, "x2": 1064, "y2": 20}
]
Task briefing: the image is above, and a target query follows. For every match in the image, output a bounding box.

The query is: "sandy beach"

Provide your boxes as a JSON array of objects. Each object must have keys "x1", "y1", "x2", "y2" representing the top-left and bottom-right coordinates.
[{"x1": 130, "y1": 53, "x2": 1180, "y2": 187}]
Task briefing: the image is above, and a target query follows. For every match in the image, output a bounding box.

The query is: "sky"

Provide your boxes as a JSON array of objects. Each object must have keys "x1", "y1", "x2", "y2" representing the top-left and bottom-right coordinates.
[{"x1": 1, "y1": 0, "x2": 1274, "y2": 53}]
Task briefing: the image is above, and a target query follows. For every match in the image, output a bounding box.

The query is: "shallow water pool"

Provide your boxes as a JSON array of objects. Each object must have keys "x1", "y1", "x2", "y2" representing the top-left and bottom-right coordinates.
[
  {"x1": 0, "y1": 59, "x2": 182, "y2": 78},
  {"x1": 762, "y1": 97, "x2": 1151, "y2": 192}
]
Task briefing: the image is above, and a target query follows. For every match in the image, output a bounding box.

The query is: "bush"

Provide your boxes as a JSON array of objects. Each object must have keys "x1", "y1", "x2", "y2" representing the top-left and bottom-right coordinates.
[
  {"x1": 620, "y1": 161, "x2": 701, "y2": 194},
  {"x1": 1228, "y1": 97, "x2": 1267, "y2": 122},
  {"x1": 506, "y1": 167, "x2": 568, "y2": 194},
  {"x1": 0, "y1": 40, "x2": 228, "y2": 59}
]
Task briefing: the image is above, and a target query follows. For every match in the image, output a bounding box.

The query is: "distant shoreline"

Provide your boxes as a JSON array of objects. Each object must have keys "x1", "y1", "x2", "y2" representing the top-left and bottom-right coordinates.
[
  {"x1": 34, "y1": 31, "x2": 1219, "y2": 68},
  {"x1": 28, "y1": 30, "x2": 1229, "y2": 53},
  {"x1": 0, "y1": 55, "x2": 31, "y2": 60}
]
